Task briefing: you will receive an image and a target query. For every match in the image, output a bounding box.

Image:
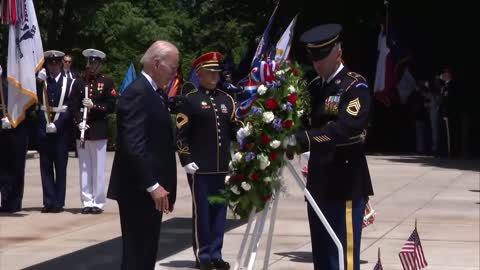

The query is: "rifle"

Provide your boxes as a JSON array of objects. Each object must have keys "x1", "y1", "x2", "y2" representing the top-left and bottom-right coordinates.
[{"x1": 79, "y1": 85, "x2": 89, "y2": 148}]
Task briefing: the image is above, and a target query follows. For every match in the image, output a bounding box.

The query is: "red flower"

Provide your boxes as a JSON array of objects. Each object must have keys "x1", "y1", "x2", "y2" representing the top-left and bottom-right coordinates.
[
  {"x1": 290, "y1": 67, "x2": 298, "y2": 76},
  {"x1": 270, "y1": 151, "x2": 278, "y2": 161},
  {"x1": 265, "y1": 98, "x2": 278, "y2": 110},
  {"x1": 236, "y1": 174, "x2": 245, "y2": 182},
  {"x1": 244, "y1": 143, "x2": 252, "y2": 151},
  {"x1": 283, "y1": 119, "x2": 293, "y2": 129},
  {"x1": 260, "y1": 134, "x2": 271, "y2": 145},
  {"x1": 287, "y1": 93, "x2": 298, "y2": 105},
  {"x1": 251, "y1": 173, "x2": 259, "y2": 182},
  {"x1": 262, "y1": 194, "x2": 272, "y2": 202}
]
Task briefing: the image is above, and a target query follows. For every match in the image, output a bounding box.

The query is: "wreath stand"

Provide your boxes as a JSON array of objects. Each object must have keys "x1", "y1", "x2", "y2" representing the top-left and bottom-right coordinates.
[{"x1": 232, "y1": 161, "x2": 345, "y2": 270}]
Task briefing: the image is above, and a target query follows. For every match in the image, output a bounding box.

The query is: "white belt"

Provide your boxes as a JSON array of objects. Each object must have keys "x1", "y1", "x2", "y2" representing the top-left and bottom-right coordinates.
[{"x1": 40, "y1": 105, "x2": 68, "y2": 113}]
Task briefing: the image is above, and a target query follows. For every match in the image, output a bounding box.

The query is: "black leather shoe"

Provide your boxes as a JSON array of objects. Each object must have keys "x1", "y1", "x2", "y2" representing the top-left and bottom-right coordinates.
[
  {"x1": 0, "y1": 206, "x2": 21, "y2": 213},
  {"x1": 212, "y1": 259, "x2": 230, "y2": 270},
  {"x1": 41, "y1": 206, "x2": 52, "y2": 213},
  {"x1": 81, "y1": 207, "x2": 92, "y2": 214},
  {"x1": 91, "y1": 207, "x2": 103, "y2": 214},
  {"x1": 198, "y1": 261, "x2": 215, "y2": 270},
  {"x1": 50, "y1": 207, "x2": 64, "y2": 213}
]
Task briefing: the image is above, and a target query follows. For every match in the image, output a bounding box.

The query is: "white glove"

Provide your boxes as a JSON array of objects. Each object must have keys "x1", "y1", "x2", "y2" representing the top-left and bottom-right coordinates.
[
  {"x1": 78, "y1": 122, "x2": 90, "y2": 131},
  {"x1": 1, "y1": 117, "x2": 12, "y2": 129},
  {"x1": 183, "y1": 162, "x2": 199, "y2": 174},
  {"x1": 301, "y1": 151, "x2": 310, "y2": 161},
  {"x1": 0, "y1": 65, "x2": 3, "y2": 76},
  {"x1": 37, "y1": 68, "x2": 47, "y2": 81},
  {"x1": 82, "y1": 98, "x2": 94, "y2": 109},
  {"x1": 46, "y1": 123, "x2": 57, "y2": 133}
]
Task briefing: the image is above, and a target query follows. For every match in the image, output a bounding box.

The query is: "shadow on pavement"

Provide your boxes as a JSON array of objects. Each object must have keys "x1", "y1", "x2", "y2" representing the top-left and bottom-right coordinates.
[
  {"x1": 379, "y1": 155, "x2": 480, "y2": 172},
  {"x1": 274, "y1": 251, "x2": 312, "y2": 263},
  {"x1": 24, "y1": 217, "x2": 246, "y2": 270}
]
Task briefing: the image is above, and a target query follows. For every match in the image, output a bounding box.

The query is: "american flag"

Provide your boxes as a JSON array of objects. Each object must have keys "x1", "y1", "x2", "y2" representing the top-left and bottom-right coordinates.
[
  {"x1": 373, "y1": 260, "x2": 383, "y2": 270},
  {"x1": 399, "y1": 228, "x2": 428, "y2": 270}
]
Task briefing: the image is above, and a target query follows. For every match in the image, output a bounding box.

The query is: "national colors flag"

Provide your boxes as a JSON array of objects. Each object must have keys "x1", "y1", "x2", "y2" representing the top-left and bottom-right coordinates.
[
  {"x1": 398, "y1": 227, "x2": 428, "y2": 270},
  {"x1": 373, "y1": 24, "x2": 393, "y2": 107},
  {"x1": 5, "y1": 0, "x2": 44, "y2": 127}
]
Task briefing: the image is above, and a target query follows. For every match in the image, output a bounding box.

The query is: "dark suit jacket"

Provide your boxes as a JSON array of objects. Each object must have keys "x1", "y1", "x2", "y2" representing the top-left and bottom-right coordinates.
[{"x1": 107, "y1": 74, "x2": 177, "y2": 206}]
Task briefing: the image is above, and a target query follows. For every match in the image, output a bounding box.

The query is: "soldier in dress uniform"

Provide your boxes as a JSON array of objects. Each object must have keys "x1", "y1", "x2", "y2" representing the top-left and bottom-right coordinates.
[
  {"x1": 36, "y1": 50, "x2": 83, "y2": 213},
  {"x1": 176, "y1": 52, "x2": 239, "y2": 270},
  {"x1": 73, "y1": 49, "x2": 116, "y2": 214},
  {"x1": 0, "y1": 65, "x2": 33, "y2": 213},
  {"x1": 294, "y1": 24, "x2": 374, "y2": 270}
]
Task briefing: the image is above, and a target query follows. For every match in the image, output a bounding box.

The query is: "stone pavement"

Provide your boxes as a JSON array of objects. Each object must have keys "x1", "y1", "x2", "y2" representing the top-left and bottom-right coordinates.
[{"x1": 0, "y1": 153, "x2": 478, "y2": 270}]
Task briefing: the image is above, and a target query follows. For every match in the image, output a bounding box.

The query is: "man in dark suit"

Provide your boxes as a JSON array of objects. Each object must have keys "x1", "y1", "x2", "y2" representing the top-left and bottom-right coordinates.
[
  {"x1": 62, "y1": 54, "x2": 78, "y2": 79},
  {"x1": 107, "y1": 40, "x2": 179, "y2": 270}
]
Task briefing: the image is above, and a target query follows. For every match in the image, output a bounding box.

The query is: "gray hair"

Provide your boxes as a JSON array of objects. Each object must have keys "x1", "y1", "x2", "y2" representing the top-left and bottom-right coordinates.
[{"x1": 140, "y1": 40, "x2": 178, "y2": 66}]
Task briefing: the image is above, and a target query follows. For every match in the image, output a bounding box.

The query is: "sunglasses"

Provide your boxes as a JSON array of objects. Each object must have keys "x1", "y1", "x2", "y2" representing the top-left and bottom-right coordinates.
[{"x1": 64, "y1": 60, "x2": 72, "y2": 63}]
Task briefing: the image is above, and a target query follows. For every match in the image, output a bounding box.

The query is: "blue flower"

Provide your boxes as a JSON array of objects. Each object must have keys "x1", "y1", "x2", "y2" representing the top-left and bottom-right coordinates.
[
  {"x1": 245, "y1": 152, "x2": 255, "y2": 162},
  {"x1": 251, "y1": 106, "x2": 263, "y2": 115},
  {"x1": 272, "y1": 118, "x2": 283, "y2": 131},
  {"x1": 286, "y1": 102, "x2": 293, "y2": 112}
]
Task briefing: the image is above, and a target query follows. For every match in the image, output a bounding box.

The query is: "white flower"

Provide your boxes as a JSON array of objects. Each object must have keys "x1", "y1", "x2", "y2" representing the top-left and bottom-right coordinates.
[
  {"x1": 231, "y1": 185, "x2": 241, "y2": 195},
  {"x1": 281, "y1": 104, "x2": 287, "y2": 111},
  {"x1": 262, "y1": 112, "x2": 275, "y2": 123},
  {"x1": 275, "y1": 69, "x2": 286, "y2": 76},
  {"x1": 233, "y1": 152, "x2": 243, "y2": 162},
  {"x1": 288, "y1": 85, "x2": 296, "y2": 93},
  {"x1": 297, "y1": 110, "x2": 304, "y2": 117},
  {"x1": 264, "y1": 177, "x2": 272, "y2": 183},
  {"x1": 269, "y1": 140, "x2": 281, "y2": 149},
  {"x1": 257, "y1": 153, "x2": 271, "y2": 170},
  {"x1": 257, "y1": 84, "x2": 268, "y2": 95},
  {"x1": 225, "y1": 175, "x2": 231, "y2": 184},
  {"x1": 241, "y1": 181, "x2": 251, "y2": 191}
]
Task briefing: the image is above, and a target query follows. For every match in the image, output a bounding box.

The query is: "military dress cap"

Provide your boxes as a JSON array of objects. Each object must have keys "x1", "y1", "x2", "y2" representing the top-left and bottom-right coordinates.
[
  {"x1": 300, "y1": 24, "x2": 342, "y2": 61},
  {"x1": 44, "y1": 50, "x2": 65, "y2": 64},
  {"x1": 192, "y1": 52, "x2": 223, "y2": 72},
  {"x1": 82, "y1": 49, "x2": 106, "y2": 62}
]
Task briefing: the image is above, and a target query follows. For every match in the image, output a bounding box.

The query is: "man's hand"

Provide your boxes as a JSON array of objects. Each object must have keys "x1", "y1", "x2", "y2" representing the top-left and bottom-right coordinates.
[
  {"x1": 37, "y1": 68, "x2": 47, "y2": 82},
  {"x1": 183, "y1": 162, "x2": 199, "y2": 174},
  {"x1": 1, "y1": 117, "x2": 12, "y2": 129},
  {"x1": 82, "y1": 98, "x2": 94, "y2": 109},
  {"x1": 46, "y1": 123, "x2": 57, "y2": 133},
  {"x1": 150, "y1": 185, "x2": 170, "y2": 213}
]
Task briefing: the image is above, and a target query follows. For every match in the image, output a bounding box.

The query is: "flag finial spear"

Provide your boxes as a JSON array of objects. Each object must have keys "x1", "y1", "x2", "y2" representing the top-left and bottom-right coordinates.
[
  {"x1": 378, "y1": 247, "x2": 381, "y2": 263},
  {"x1": 415, "y1": 217, "x2": 418, "y2": 229}
]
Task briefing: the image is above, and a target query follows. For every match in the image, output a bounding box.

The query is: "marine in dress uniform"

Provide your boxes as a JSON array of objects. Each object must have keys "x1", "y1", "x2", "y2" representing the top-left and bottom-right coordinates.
[
  {"x1": 36, "y1": 50, "x2": 82, "y2": 213},
  {"x1": 295, "y1": 24, "x2": 374, "y2": 270},
  {"x1": 176, "y1": 52, "x2": 239, "y2": 270},
  {"x1": 73, "y1": 49, "x2": 116, "y2": 214},
  {"x1": 0, "y1": 65, "x2": 32, "y2": 213}
]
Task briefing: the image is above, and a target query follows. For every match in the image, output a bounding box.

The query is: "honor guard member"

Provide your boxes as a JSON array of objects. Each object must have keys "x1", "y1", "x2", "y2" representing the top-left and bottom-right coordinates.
[
  {"x1": 36, "y1": 50, "x2": 82, "y2": 213},
  {"x1": 73, "y1": 49, "x2": 116, "y2": 214},
  {"x1": 295, "y1": 24, "x2": 374, "y2": 270},
  {"x1": 176, "y1": 52, "x2": 239, "y2": 270},
  {"x1": 0, "y1": 65, "x2": 33, "y2": 213}
]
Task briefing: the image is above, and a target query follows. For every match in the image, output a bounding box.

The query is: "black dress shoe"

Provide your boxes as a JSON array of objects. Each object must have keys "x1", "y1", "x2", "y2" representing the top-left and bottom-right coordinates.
[
  {"x1": 90, "y1": 207, "x2": 103, "y2": 214},
  {"x1": 212, "y1": 259, "x2": 230, "y2": 270},
  {"x1": 198, "y1": 261, "x2": 215, "y2": 270},
  {"x1": 81, "y1": 207, "x2": 92, "y2": 214},
  {"x1": 50, "y1": 207, "x2": 64, "y2": 213},
  {"x1": 41, "y1": 206, "x2": 52, "y2": 213},
  {"x1": 0, "y1": 206, "x2": 21, "y2": 213}
]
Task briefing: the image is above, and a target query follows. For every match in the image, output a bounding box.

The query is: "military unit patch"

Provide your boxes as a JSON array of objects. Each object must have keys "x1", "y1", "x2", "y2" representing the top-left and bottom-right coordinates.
[
  {"x1": 324, "y1": 95, "x2": 340, "y2": 115},
  {"x1": 176, "y1": 113, "x2": 189, "y2": 129},
  {"x1": 346, "y1": 98, "x2": 361, "y2": 116}
]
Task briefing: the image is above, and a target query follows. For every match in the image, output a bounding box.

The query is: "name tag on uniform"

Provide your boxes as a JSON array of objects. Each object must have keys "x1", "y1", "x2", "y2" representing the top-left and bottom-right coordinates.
[
  {"x1": 325, "y1": 95, "x2": 340, "y2": 115},
  {"x1": 221, "y1": 104, "x2": 228, "y2": 113}
]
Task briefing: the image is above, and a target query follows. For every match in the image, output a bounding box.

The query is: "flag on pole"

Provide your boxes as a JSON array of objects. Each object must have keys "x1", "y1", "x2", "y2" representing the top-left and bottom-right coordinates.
[
  {"x1": 5, "y1": 0, "x2": 44, "y2": 128},
  {"x1": 373, "y1": 24, "x2": 393, "y2": 107},
  {"x1": 373, "y1": 248, "x2": 384, "y2": 270},
  {"x1": 118, "y1": 63, "x2": 136, "y2": 94},
  {"x1": 399, "y1": 223, "x2": 428, "y2": 270},
  {"x1": 251, "y1": 4, "x2": 279, "y2": 67},
  {"x1": 274, "y1": 14, "x2": 298, "y2": 62}
]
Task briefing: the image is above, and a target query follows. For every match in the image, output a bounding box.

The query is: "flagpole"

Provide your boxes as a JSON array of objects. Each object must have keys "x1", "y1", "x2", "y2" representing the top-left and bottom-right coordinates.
[
  {"x1": 378, "y1": 247, "x2": 381, "y2": 263},
  {"x1": 415, "y1": 217, "x2": 418, "y2": 230},
  {"x1": 0, "y1": 76, "x2": 7, "y2": 117}
]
